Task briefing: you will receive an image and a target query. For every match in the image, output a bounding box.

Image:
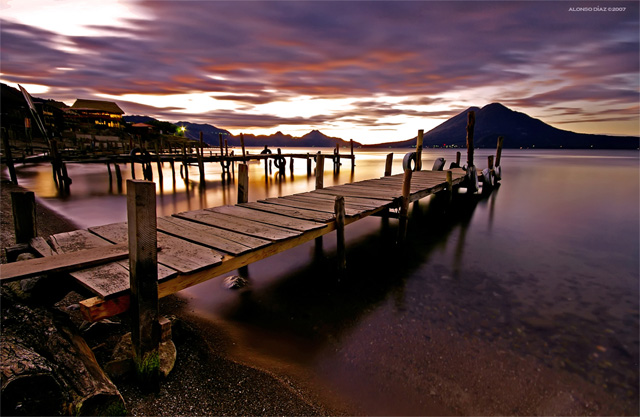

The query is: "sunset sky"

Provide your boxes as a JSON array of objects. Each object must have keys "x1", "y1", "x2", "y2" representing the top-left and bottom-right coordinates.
[{"x1": 1, "y1": 0, "x2": 638, "y2": 144}]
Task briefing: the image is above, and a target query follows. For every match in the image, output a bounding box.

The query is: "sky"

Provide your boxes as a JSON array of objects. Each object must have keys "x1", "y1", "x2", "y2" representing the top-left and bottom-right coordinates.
[{"x1": 1, "y1": 0, "x2": 638, "y2": 144}]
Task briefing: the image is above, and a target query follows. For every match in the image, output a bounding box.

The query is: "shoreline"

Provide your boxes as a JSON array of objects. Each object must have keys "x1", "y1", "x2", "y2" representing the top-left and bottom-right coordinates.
[{"x1": 0, "y1": 173, "x2": 347, "y2": 416}]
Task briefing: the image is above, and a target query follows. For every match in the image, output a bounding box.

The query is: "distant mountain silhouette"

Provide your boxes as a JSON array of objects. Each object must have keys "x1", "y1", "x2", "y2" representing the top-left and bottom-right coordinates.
[{"x1": 367, "y1": 103, "x2": 638, "y2": 149}]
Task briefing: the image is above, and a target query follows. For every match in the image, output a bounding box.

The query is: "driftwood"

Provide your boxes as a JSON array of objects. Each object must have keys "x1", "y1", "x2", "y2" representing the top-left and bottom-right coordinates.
[{"x1": 1, "y1": 286, "x2": 126, "y2": 416}]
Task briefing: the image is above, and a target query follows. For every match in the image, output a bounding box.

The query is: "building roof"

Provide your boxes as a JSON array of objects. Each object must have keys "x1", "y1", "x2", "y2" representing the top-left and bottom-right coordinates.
[{"x1": 71, "y1": 99, "x2": 124, "y2": 114}]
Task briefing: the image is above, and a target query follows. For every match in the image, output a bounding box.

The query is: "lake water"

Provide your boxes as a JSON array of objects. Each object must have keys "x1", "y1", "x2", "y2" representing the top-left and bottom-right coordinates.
[{"x1": 9, "y1": 148, "x2": 640, "y2": 414}]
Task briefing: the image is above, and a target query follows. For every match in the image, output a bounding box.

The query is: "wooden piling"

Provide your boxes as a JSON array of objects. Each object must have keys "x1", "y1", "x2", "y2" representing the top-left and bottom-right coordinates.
[
  {"x1": 306, "y1": 153, "x2": 312, "y2": 176},
  {"x1": 350, "y1": 139, "x2": 355, "y2": 168},
  {"x1": 384, "y1": 153, "x2": 393, "y2": 177},
  {"x1": 496, "y1": 136, "x2": 504, "y2": 167},
  {"x1": 416, "y1": 129, "x2": 424, "y2": 171},
  {"x1": 290, "y1": 156, "x2": 294, "y2": 175},
  {"x1": 107, "y1": 162, "x2": 113, "y2": 183},
  {"x1": 315, "y1": 153, "x2": 324, "y2": 189},
  {"x1": 218, "y1": 133, "x2": 224, "y2": 157},
  {"x1": 334, "y1": 196, "x2": 346, "y2": 270},
  {"x1": 456, "y1": 151, "x2": 461, "y2": 166},
  {"x1": 466, "y1": 111, "x2": 475, "y2": 167},
  {"x1": 398, "y1": 169, "x2": 412, "y2": 244},
  {"x1": 240, "y1": 133, "x2": 246, "y2": 161},
  {"x1": 126, "y1": 180, "x2": 160, "y2": 391},
  {"x1": 114, "y1": 164, "x2": 122, "y2": 184},
  {"x1": 237, "y1": 163, "x2": 249, "y2": 204},
  {"x1": 198, "y1": 132, "x2": 205, "y2": 182},
  {"x1": 169, "y1": 159, "x2": 175, "y2": 183},
  {"x1": 2, "y1": 131, "x2": 18, "y2": 184},
  {"x1": 446, "y1": 170, "x2": 453, "y2": 203},
  {"x1": 11, "y1": 191, "x2": 36, "y2": 244}
]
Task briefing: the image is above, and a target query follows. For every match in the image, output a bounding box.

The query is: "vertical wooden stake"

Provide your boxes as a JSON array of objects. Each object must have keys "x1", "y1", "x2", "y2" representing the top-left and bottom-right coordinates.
[
  {"x1": 456, "y1": 151, "x2": 461, "y2": 167},
  {"x1": 114, "y1": 164, "x2": 122, "y2": 184},
  {"x1": 127, "y1": 180, "x2": 160, "y2": 391},
  {"x1": 416, "y1": 129, "x2": 424, "y2": 171},
  {"x1": 289, "y1": 157, "x2": 294, "y2": 175},
  {"x1": 334, "y1": 196, "x2": 346, "y2": 270},
  {"x1": 446, "y1": 170, "x2": 453, "y2": 203},
  {"x1": 237, "y1": 163, "x2": 249, "y2": 204},
  {"x1": 495, "y1": 136, "x2": 504, "y2": 167},
  {"x1": 384, "y1": 153, "x2": 393, "y2": 177},
  {"x1": 218, "y1": 133, "x2": 224, "y2": 156},
  {"x1": 107, "y1": 162, "x2": 113, "y2": 182},
  {"x1": 306, "y1": 153, "x2": 312, "y2": 176},
  {"x1": 466, "y1": 111, "x2": 475, "y2": 168},
  {"x1": 11, "y1": 191, "x2": 36, "y2": 244},
  {"x1": 2, "y1": 132, "x2": 18, "y2": 185},
  {"x1": 350, "y1": 139, "x2": 355, "y2": 168},
  {"x1": 169, "y1": 159, "x2": 175, "y2": 183},
  {"x1": 315, "y1": 153, "x2": 324, "y2": 189},
  {"x1": 240, "y1": 133, "x2": 246, "y2": 161},
  {"x1": 397, "y1": 169, "x2": 412, "y2": 244},
  {"x1": 198, "y1": 132, "x2": 205, "y2": 182}
]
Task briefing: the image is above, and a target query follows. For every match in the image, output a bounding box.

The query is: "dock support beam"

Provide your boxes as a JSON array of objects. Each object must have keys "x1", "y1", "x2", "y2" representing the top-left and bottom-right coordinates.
[
  {"x1": 315, "y1": 153, "x2": 324, "y2": 190},
  {"x1": 397, "y1": 169, "x2": 412, "y2": 244},
  {"x1": 237, "y1": 163, "x2": 249, "y2": 204},
  {"x1": 416, "y1": 129, "x2": 424, "y2": 171},
  {"x1": 335, "y1": 196, "x2": 346, "y2": 270},
  {"x1": 11, "y1": 191, "x2": 36, "y2": 244},
  {"x1": 384, "y1": 153, "x2": 393, "y2": 177},
  {"x1": 127, "y1": 180, "x2": 160, "y2": 391},
  {"x1": 465, "y1": 111, "x2": 478, "y2": 193},
  {"x1": 2, "y1": 130, "x2": 18, "y2": 185}
]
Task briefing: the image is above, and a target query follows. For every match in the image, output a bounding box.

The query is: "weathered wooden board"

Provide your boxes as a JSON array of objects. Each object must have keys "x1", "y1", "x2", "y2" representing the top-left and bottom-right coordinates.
[
  {"x1": 286, "y1": 193, "x2": 382, "y2": 211},
  {"x1": 301, "y1": 192, "x2": 390, "y2": 209},
  {"x1": 207, "y1": 205, "x2": 327, "y2": 232},
  {"x1": 174, "y1": 209, "x2": 300, "y2": 241},
  {"x1": 313, "y1": 187, "x2": 397, "y2": 200},
  {"x1": 90, "y1": 222, "x2": 224, "y2": 274},
  {"x1": 262, "y1": 197, "x2": 362, "y2": 217},
  {"x1": 30, "y1": 236, "x2": 57, "y2": 257},
  {"x1": 239, "y1": 202, "x2": 334, "y2": 222},
  {"x1": 165, "y1": 216, "x2": 270, "y2": 251},
  {"x1": 156, "y1": 216, "x2": 259, "y2": 255},
  {"x1": 0, "y1": 243, "x2": 129, "y2": 282}
]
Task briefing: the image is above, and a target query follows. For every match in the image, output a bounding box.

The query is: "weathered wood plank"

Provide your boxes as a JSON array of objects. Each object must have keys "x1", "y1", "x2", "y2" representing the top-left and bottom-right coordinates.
[
  {"x1": 164, "y1": 216, "x2": 270, "y2": 251},
  {"x1": 298, "y1": 191, "x2": 390, "y2": 209},
  {"x1": 90, "y1": 222, "x2": 224, "y2": 274},
  {"x1": 174, "y1": 209, "x2": 300, "y2": 241},
  {"x1": 208, "y1": 205, "x2": 327, "y2": 232},
  {"x1": 0, "y1": 244, "x2": 130, "y2": 282},
  {"x1": 156, "y1": 216, "x2": 257, "y2": 255},
  {"x1": 263, "y1": 196, "x2": 362, "y2": 217},
  {"x1": 313, "y1": 187, "x2": 397, "y2": 201},
  {"x1": 239, "y1": 202, "x2": 334, "y2": 222},
  {"x1": 30, "y1": 236, "x2": 57, "y2": 257},
  {"x1": 286, "y1": 193, "x2": 382, "y2": 211}
]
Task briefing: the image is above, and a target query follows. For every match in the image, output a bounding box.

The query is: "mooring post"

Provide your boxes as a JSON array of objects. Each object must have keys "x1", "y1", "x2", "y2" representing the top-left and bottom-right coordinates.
[
  {"x1": 114, "y1": 163, "x2": 122, "y2": 185},
  {"x1": 446, "y1": 170, "x2": 453, "y2": 203},
  {"x1": 384, "y1": 153, "x2": 393, "y2": 177},
  {"x1": 416, "y1": 129, "x2": 424, "y2": 171},
  {"x1": 240, "y1": 133, "x2": 246, "y2": 161},
  {"x1": 127, "y1": 180, "x2": 160, "y2": 391},
  {"x1": 2, "y1": 131, "x2": 18, "y2": 184},
  {"x1": 465, "y1": 111, "x2": 477, "y2": 193},
  {"x1": 495, "y1": 136, "x2": 504, "y2": 167},
  {"x1": 169, "y1": 159, "x2": 176, "y2": 184},
  {"x1": 398, "y1": 169, "x2": 412, "y2": 244},
  {"x1": 11, "y1": 191, "x2": 36, "y2": 244},
  {"x1": 106, "y1": 162, "x2": 112, "y2": 183},
  {"x1": 315, "y1": 153, "x2": 324, "y2": 189},
  {"x1": 335, "y1": 195, "x2": 346, "y2": 270},
  {"x1": 350, "y1": 139, "x2": 355, "y2": 168},
  {"x1": 198, "y1": 132, "x2": 205, "y2": 182},
  {"x1": 237, "y1": 163, "x2": 249, "y2": 204},
  {"x1": 456, "y1": 151, "x2": 461, "y2": 167},
  {"x1": 290, "y1": 156, "x2": 294, "y2": 176},
  {"x1": 306, "y1": 153, "x2": 312, "y2": 176}
]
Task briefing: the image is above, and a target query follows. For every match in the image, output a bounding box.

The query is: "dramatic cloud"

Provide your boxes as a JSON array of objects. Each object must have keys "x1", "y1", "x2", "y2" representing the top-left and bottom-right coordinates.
[{"x1": 1, "y1": 1, "x2": 638, "y2": 143}]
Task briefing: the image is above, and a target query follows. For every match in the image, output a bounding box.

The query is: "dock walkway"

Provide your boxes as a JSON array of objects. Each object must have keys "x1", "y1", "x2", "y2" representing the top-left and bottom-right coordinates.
[{"x1": 1, "y1": 168, "x2": 466, "y2": 321}]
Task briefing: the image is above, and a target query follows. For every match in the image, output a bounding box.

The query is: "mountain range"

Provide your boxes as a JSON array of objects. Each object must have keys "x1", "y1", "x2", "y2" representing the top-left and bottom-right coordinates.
[{"x1": 127, "y1": 103, "x2": 638, "y2": 150}]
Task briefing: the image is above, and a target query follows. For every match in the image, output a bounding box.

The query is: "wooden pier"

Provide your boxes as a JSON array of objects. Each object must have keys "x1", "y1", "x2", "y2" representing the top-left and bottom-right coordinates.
[{"x1": 2, "y1": 114, "x2": 504, "y2": 387}]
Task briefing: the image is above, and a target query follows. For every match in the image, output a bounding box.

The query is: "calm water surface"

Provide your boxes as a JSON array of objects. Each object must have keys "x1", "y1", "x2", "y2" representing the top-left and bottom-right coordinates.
[{"x1": 11, "y1": 148, "x2": 640, "y2": 413}]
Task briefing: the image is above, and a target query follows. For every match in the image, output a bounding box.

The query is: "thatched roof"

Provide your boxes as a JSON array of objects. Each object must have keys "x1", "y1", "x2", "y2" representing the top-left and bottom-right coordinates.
[{"x1": 71, "y1": 99, "x2": 124, "y2": 114}]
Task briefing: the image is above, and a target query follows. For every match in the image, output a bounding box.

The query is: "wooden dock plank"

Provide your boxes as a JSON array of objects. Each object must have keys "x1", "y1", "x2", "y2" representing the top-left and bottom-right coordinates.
[
  {"x1": 164, "y1": 216, "x2": 271, "y2": 251},
  {"x1": 282, "y1": 194, "x2": 379, "y2": 213},
  {"x1": 174, "y1": 209, "x2": 301, "y2": 241},
  {"x1": 239, "y1": 202, "x2": 334, "y2": 222},
  {"x1": 262, "y1": 197, "x2": 363, "y2": 217},
  {"x1": 299, "y1": 191, "x2": 390, "y2": 208},
  {"x1": 0, "y1": 244, "x2": 129, "y2": 282},
  {"x1": 313, "y1": 187, "x2": 397, "y2": 200},
  {"x1": 157, "y1": 216, "x2": 257, "y2": 255},
  {"x1": 90, "y1": 222, "x2": 224, "y2": 274},
  {"x1": 207, "y1": 205, "x2": 327, "y2": 232}
]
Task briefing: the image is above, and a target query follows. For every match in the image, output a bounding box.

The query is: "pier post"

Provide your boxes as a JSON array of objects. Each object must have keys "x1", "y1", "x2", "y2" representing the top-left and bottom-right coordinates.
[
  {"x1": 335, "y1": 196, "x2": 346, "y2": 270},
  {"x1": 2, "y1": 131, "x2": 18, "y2": 184},
  {"x1": 466, "y1": 111, "x2": 475, "y2": 168},
  {"x1": 495, "y1": 136, "x2": 504, "y2": 167},
  {"x1": 218, "y1": 133, "x2": 224, "y2": 157},
  {"x1": 416, "y1": 129, "x2": 424, "y2": 171},
  {"x1": 350, "y1": 139, "x2": 355, "y2": 169},
  {"x1": 169, "y1": 159, "x2": 175, "y2": 184},
  {"x1": 11, "y1": 191, "x2": 36, "y2": 244},
  {"x1": 306, "y1": 153, "x2": 312, "y2": 176},
  {"x1": 384, "y1": 153, "x2": 393, "y2": 177},
  {"x1": 397, "y1": 168, "x2": 412, "y2": 244},
  {"x1": 198, "y1": 132, "x2": 205, "y2": 182},
  {"x1": 446, "y1": 170, "x2": 453, "y2": 204},
  {"x1": 126, "y1": 180, "x2": 160, "y2": 391},
  {"x1": 237, "y1": 163, "x2": 249, "y2": 204},
  {"x1": 114, "y1": 164, "x2": 122, "y2": 185},
  {"x1": 240, "y1": 133, "x2": 246, "y2": 161},
  {"x1": 106, "y1": 162, "x2": 112, "y2": 183},
  {"x1": 315, "y1": 153, "x2": 324, "y2": 189},
  {"x1": 290, "y1": 156, "x2": 294, "y2": 176},
  {"x1": 456, "y1": 151, "x2": 461, "y2": 167}
]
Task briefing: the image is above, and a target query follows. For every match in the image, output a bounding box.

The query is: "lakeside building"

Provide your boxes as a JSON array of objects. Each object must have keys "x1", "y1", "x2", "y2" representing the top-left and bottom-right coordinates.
[{"x1": 70, "y1": 99, "x2": 125, "y2": 129}]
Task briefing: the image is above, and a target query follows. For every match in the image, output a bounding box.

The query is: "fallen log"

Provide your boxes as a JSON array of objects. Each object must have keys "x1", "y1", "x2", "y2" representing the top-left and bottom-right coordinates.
[{"x1": 1, "y1": 286, "x2": 126, "y2": 416}]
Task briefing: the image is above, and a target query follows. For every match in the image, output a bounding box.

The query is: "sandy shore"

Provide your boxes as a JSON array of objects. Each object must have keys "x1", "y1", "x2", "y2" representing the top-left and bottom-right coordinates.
[{"x1": 0, "y1": 175, "x2": 346, "y2": 416}]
